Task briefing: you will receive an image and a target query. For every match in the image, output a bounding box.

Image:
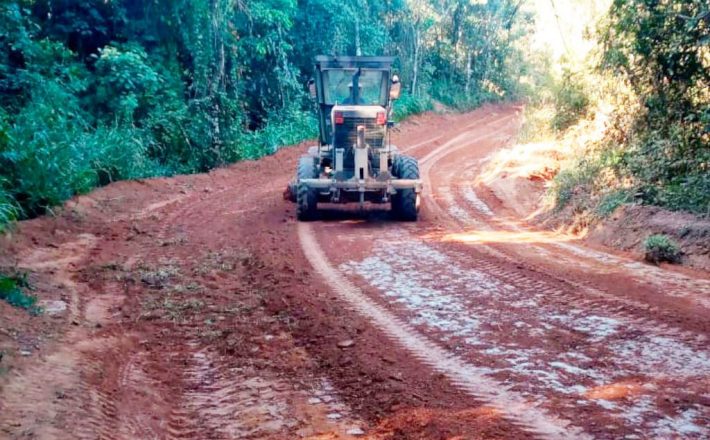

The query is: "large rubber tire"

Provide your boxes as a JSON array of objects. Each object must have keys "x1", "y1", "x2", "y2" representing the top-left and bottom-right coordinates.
[
  {"x1": 296, "y1": 156, "x2": 318, "y2": 221},
  {"x1": 391, "y1": 155, "x2": 420, "y2": 221}
]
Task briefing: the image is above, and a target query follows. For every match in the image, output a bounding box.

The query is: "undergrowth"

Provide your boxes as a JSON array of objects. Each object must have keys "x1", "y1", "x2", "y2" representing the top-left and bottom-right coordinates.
[
  {"x1": 595, "y1": 189, "x2": 632, "y2": 217},
  {"x1": 542, "y1": 0, "x2": 710, "y2": 219},
  {"x1": 550, "y1": 70, "x2": 590, "y2": 131},
  {"x1": 0, "y1": 272, "x2": 40, "y2": 314},
  {"x1": 0, "y1": 185, "x2": 18, "y2": 233},
  {"x1": 392, "y1": 92, "x2": 434, "y2": 122},
  {"x1": 643, "y1": 234, "x2": 681, "y2": 264},
  {"x1": 235, "y1": 107, "x2": 317, "y2": 160},
  {"x1": 518, "y1": 104, "x2": 556, "y2": 143}
]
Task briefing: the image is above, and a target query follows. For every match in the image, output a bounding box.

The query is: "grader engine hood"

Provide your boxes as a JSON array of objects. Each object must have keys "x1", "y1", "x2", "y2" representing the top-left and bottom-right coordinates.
[{"x1": 331, "y1": 105, "x2": 387, "y2": 150}]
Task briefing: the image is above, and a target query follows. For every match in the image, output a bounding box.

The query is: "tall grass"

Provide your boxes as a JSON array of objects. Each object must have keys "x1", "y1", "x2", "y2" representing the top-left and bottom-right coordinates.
[
  {"x1": 392, "y1": 92, "x2": 434, "y2": 122},
  {"x1": 234, "y1": 107, "x2": 318, "y2": 160},
  {"x1": 0, "y1": 186, "x2": 18, "y2": 233}
]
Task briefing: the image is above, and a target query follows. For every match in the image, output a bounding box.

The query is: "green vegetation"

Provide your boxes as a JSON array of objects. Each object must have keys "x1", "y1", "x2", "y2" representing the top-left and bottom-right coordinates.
[
  {"x1": 548, "y1": 140, "x2": 632, "y2": 218},
  {"x1": 644, "y1": 234, "x2": 681, "y2": 264},
  {"x1": 0, "y1": 185, "x2": 18, "y2": 232},
  {"x1": 551, "y1": 70, "x2": 590, "y2": 132},
  {"x1": 599, "y1": 0, "x2": 709, "y2": 214},
  {"x1": 2, "y1": 1, "x2": 704, "y2": 231},
  {"x1": 0, "y1": 0, "x2": 533, "y2": 230},
  {"x1": 595, "y1": 189, "x2": 631, "y2": 218},
  {"x1": 0, "y1": 272, "x2": 40, "y2": 314},
  {"x1": 392, "y1": 92, "x2": 434, "y2": 122},
  {"x1": 540, "y1": 0, "x2": 709, "y2": 218}
]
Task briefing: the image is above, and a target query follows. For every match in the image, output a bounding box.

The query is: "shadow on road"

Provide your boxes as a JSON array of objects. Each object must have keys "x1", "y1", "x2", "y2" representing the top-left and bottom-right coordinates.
[{"x1": 311, "y1": 204, "x2": 398, "y2": 224}]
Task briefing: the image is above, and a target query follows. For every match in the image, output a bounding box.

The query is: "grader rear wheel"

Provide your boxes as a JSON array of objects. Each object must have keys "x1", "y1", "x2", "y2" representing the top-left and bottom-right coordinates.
[
  {"x1": 296, "y1": 156, "x2": 319, "y2": 221},
  {"x1": 391, "y1": 155, "x2": 420, "y2": 221}
]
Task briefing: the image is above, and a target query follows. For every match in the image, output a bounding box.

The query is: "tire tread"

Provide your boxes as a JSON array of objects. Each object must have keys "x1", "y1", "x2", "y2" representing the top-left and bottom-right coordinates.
[
  {"x1": 296, "y1": 156, "x2": 318, "y2": 221},
  {"x1": 391, "y1": 155, "x2": 419, "y2": 221}
]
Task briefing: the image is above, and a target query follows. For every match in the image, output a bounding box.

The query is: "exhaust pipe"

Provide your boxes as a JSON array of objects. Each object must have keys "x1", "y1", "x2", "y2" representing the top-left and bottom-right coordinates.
[
  {"x1": 354, "y1": 125, "x2": 368, "y2": 208},
  {"x1": 354, "y1": 125, "x2": 368, "y2": 181}
]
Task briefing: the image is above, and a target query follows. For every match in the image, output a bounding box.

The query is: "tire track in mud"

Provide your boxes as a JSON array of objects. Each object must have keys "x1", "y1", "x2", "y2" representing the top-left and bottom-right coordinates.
[
  {"x1": 412, "y1": 107, "x2": 709, "y2": 436},
  {"x1": 298, "y1": 222, "x2": 590, "y2": 440},
  {"x1": 0, "y1": 234, "x2": 120, "y2": 439},
  {"x1": 104, "y1": 190, "x2": 236, "y2": 439},
  {"x1": 399, "y1": 111, "x2": 505, "y2": 155},
  {"x1": 115, "y1": 351, "x2": 165, "y2": 440},
  {"x1": 74, "y1": 352, "x2": 121, "y2": 440},
  {"x1": 67, "y1": 245, "x2": 167, "y2": 440},
  {"x1": 161, "y1": 336, "x2": 367, "y2": 440},
  {"x1": 69, "y1": 278, "x2": 141, "y2": 440},
  {"x1": 163, "y1": 337, "x2": 273, "y2": 440},
  {"x1": 450, "y1": 158, "x2": 710, "y2": 307},
  {"x1": 165, "y1": 343, "x2": 243, "y2": 440},
  {"x1": 417, "y1": 112, "x2": 710, "y2": 332},
  {"x1": 74, "y1": 179, "x2": 250, "y2": 439},
  {"x1": 418, "y1": 113, "x2": 519, "y2": 227},
  {"x1": 334, "y1": 227, "x2": 709, "y2": 437},
  {"x1": 428, "y1": 188, "x2": 708, "y2": 349},
  {"x1": 77, "y1": 172, "x2": 362, "y2": 439},
  {"x1": 302, "y1": 104, "x2": 708, "y2": 438},
  {"x1": 98, "y1": 171, "x2": 366, "y2": 439},
  {"x1": 1, "y1": 183, "x2": 200, "y2": 439}
]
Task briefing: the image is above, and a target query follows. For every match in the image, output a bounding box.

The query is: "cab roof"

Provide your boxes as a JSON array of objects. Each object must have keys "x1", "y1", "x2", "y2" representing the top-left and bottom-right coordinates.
[{"x1": 315, "y1": 56, "x2": 395, "y2": 70}]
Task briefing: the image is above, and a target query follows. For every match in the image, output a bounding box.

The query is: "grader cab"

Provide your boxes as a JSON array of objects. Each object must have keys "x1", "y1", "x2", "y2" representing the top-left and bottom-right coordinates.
[{"x1": 288, "y1": 55, "x2": 421, "y2": 221}]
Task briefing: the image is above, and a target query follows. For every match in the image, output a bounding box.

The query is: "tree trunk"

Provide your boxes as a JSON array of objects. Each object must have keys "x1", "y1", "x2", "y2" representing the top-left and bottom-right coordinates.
[
  {"x1": 411, "y1": 26, "x2": 420, "y2": 95},
  {"x1": 209, "y1": 0, "x2": 225, "y2": 161},
  {"x1": 465, "y1": 51, "x2": 472, "y2": 94}
]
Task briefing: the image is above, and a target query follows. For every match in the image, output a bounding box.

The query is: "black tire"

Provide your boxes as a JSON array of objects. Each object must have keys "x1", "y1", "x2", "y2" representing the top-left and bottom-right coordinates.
[
  {"x1": 296, "y1": 156, "x2": 318, "y2": 221},
  {"x1": 391, "y1": 155, "x2": 420, "y2": 221}
]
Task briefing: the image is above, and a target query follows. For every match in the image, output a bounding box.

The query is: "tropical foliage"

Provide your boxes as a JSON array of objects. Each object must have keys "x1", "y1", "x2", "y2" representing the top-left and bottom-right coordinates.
[
  {"x1": 540, "y1": 0, "x2": 708, "y2": 217},
  {"x1": 0, "y1": 0, "x2": 532, "y2": 228},
  {"x1": 2, "y1": 0, "x2": 704, "y2": 231},
  {"x1": 599, "y1": 0, "x2": 709, "y2": 214}
]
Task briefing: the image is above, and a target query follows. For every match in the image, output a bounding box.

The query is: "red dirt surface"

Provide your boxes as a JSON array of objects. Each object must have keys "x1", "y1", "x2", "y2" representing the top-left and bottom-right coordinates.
[{"x1": 1, "y1": 105, "x2": 708, "y2": 439}]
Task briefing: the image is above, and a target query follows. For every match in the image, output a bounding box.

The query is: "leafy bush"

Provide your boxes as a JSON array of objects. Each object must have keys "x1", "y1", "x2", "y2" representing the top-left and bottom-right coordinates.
[
  {"x1": 392, "y1": 92, "x2": 434, "y2": 121},
  {"x1": 234, "y1": 106, "x2": 317, "y2": 161},
  {"x1": 0, "y1": 272, "x2": 40, "y2": 314},
  {"x1": 549, "y1": 157, "x2": 601, "y2": 212},
  {"x1": 93, "y1": 45, "x2": 161, "y2": 121},
  {"x1": 595, "y1": 189, "x2": 631, "y2": 217},
  {"x1": 551, "y1": 70, "x2": 590, "y2": 131},
  {"x1": 3, "y1": 81, "x2": 96, "y2": 216},
  {"x1": 623, "y1": 118, "x2": 710, "y2": 215},
  {"x1": 643, "y1": 234, "x2": 681, "y2": 264},
  {"x1": 653, "y1": 173, "x2": 710, "y2": 216}
]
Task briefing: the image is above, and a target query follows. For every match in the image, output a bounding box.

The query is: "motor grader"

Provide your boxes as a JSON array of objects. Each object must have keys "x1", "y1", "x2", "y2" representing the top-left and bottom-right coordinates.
[{"x1": 287, "y1": 56, "x2": 421, "y2": 221}]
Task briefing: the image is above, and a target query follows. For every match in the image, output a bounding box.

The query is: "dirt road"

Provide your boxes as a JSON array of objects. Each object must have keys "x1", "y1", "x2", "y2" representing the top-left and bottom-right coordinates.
[{"x1": 1, "y1": 104, "x2": 708, "y2": 439}]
